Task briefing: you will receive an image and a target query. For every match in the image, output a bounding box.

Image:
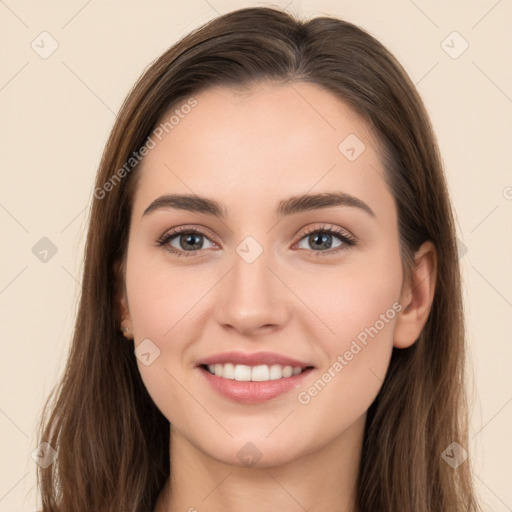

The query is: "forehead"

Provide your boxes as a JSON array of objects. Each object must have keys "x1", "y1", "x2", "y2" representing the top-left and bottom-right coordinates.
[{"x1": 131, "y1": 81, "x2": 393, "y2": 221}]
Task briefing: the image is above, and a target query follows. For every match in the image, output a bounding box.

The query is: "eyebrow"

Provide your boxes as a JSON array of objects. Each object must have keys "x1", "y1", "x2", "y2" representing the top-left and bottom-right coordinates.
[{"x1": 142, "y1": 191, "x2": 375, "y2": 219}]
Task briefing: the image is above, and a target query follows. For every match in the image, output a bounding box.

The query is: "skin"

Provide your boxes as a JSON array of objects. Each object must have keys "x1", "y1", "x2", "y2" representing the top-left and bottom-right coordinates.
[{"x1": 117, "y1": 81, "x2": 437, "y2": 511}]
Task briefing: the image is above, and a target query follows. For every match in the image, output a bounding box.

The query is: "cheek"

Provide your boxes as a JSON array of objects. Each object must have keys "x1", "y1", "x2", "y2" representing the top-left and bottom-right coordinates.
[
  {"x1": 125, "y1": 259, "x2": 198, "y2": 426},
  {"x1": 125, "y1": 243, "x2": 211, "y2": 339},
  {"x1": 293, "y1": 244, "x2": 402, "y2": 408},
  {"x1": 326, "y1": 271, "x2": 401, "y2": 353},
  {"x1": 302, "y1": 245, "x2": 402, "y2": 353},
  {"x1": 124, "y1": 246, "x2": 219, "y2": 424}
]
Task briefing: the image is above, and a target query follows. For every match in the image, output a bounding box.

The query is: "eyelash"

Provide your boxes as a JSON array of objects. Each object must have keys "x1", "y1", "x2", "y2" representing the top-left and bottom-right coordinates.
[{"x1": 156, "y1": 224, "x2": 356, "y2": 258}]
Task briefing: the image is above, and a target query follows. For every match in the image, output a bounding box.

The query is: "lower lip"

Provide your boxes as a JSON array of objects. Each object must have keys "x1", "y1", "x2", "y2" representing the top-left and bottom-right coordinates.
[{"x1": 198, "y1": 366, "x2": 314, "y2": 404}]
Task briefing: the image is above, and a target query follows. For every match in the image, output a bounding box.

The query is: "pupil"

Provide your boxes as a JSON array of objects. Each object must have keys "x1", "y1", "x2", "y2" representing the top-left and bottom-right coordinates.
[
  {"x1": 311, "y1": 233, "x2": 331, "y2": 250},
  {"x1": 181, "y1": 233, "x2": 202, "y2": 250}
]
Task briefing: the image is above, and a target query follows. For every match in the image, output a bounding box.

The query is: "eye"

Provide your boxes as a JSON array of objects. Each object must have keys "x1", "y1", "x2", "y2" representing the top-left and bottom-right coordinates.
[
  {"x1": 156, "y1": 224, "x2": 356, "y2": 258},
  {"x1": 295, "y1": 225, "x2": 356, "y2": 256},
  {"x1": 157, "y1": 227, "x2": 215, "y2": 257}
]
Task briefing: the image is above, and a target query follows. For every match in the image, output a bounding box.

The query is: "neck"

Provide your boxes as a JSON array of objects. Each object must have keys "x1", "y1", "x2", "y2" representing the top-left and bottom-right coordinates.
[{"x1": 155, "y1": 414, "x2": 365, "y2": 512}]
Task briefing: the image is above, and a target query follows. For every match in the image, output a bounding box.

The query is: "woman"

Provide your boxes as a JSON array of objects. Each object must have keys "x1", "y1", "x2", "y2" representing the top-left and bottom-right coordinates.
[{"x1": 36, "y1": 6, "x2": 481, "y2": 511}]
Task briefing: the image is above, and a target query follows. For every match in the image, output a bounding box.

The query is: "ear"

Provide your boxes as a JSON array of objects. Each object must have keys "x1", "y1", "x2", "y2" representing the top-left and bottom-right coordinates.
[
  {"x1": 114, "y1": 259, "x2": 132, "y2": 332},
  {"x1": 393, "y1": 241, "x2": 437, "y2": 349}
]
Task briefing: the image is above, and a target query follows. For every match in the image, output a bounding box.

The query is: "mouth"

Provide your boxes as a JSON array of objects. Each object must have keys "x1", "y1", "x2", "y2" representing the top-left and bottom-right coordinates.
[
  {"x1": 195, "y1": 352, "x2": 315, "y2": 403},
  {"x1": 200, "y1": 362, "x2": 314, "y2": 382}
]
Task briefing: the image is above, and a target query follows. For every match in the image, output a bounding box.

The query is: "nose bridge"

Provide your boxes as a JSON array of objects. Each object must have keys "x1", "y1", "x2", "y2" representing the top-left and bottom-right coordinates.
[{"x1": 214, "y1": 237, "x2": 288, "y2": 333}]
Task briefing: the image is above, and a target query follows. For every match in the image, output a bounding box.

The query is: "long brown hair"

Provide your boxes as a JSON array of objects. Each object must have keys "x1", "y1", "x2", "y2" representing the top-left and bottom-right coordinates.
[{"x1": 37, "y1": 7, "x2": 481, "y2": 511}]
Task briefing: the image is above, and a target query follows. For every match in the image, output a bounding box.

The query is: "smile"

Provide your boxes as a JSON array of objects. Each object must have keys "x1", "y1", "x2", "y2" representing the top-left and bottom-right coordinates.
[
  {"x1": 196, "y1": 352, "x2": 315, "y2": 403},
  {"x1": 204, "y1": 363, "x2": 305, "y2": 381}
]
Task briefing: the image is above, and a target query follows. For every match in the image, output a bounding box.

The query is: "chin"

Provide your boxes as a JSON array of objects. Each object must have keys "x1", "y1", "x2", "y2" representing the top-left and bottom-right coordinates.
[{"x1": 198, "y1": 433, "x2": 310, "y2": 469}]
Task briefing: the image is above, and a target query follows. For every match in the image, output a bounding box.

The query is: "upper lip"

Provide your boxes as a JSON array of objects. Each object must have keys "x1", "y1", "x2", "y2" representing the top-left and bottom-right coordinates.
[{"x1": 196, "y1": 351, "x2": 314, "y2": 369}]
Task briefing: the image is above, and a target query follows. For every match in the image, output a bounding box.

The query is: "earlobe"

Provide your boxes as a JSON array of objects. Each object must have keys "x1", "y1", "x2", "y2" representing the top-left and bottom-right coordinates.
[{"x1": 393, "y1": 241, "x2": 437, "y2": 349}]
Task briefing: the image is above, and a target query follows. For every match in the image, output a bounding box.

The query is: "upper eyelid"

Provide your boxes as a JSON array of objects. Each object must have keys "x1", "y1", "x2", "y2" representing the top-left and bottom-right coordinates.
[
  {"x1": 162, "y1": 225, "x2": 218, "y2": 240},
  {"x1": 299, "y1": 224, "x2": 353, "y2": 237}
]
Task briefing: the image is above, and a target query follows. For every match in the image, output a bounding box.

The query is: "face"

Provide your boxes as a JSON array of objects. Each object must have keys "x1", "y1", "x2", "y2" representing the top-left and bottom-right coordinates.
[{"x1": 120, "y1": 81, "x2": 405, "y2": 467}]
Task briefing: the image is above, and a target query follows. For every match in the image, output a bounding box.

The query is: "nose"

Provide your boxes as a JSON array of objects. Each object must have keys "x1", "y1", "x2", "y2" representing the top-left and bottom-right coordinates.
[{"x1": 213, "y1": 245, "x2": 290, "y2": 336}]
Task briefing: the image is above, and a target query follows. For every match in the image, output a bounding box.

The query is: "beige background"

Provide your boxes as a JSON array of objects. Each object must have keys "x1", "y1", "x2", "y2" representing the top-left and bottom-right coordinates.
[{"x1": 0, "y1": 0, "x2": 511, "y2": 510}]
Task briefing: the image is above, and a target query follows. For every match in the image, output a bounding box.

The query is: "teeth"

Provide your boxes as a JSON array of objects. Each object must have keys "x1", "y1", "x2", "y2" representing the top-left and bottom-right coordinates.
[
  {"x1": 222, "y1": 363, "x2": 234, "y2": 379},
  {"x1": 214, "y1": 364, "x2": 224, "y2": 377},
  {"x1": 206, "y1": 363, "x2": 304, "y2": 381},
  {"x1": 269, "y1": 364, "x2": 282, "y2": 380},
  {"x1": 251, "y1": 364, "x2": 269, "y2": 381},
  {"x1": 234, "y1": 364, "x2": 251, "y2": 381}
]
